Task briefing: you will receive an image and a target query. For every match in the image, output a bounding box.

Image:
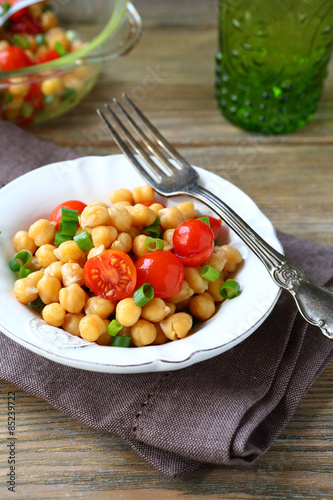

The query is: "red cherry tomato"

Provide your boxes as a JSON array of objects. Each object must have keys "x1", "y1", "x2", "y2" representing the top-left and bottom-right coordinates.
[
  {"x1": 10, "y1": 15, "x2": 42, "y2": 35},
  {"x1": 135, "y1": 250, "x2": 185, "y2": 299},
  {"x1": 0, "y1": 46, "x2": 32, "y2": 71},
  {"x1": 84, "y1": 249, "x2": 137, "y2": 301},
  {"x1": 0, "y1": 0, "x2": 28, "y2": 20},
  {"x1": 24, "y1": 82, "x2": 43, "y2": 112},
  {"x1": 35, "y1": 49, "x2": 59, "y2": 65},
  {"x1": 198, "y1": 215, "x2": 222, "y2": 240},
  {"x1": 141, "y1": 201, "x2": 166, "y2": 208},
  {"x1": 49, "y1": 200, "x2": 87, "y2": 230},
  {"x1": 173, "y1": 219, "x2": 214, "y2": 266}
]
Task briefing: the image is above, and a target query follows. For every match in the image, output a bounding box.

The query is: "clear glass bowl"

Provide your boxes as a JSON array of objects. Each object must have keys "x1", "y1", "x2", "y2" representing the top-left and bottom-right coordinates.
[{"x1": 0, "y1": 0, "x2": 142, "y2": 126}]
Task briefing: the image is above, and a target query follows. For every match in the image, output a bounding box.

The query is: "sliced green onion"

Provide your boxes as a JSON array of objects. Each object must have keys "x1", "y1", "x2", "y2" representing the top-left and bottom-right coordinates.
[
  {"x1": 144, "y1": 237, "x2": 164, "y2": 251},
  {"x1": 58, "y1": 208, "x2": 79, "y2": 235},
  {"x1": 110, "y1": 336, "x2": 131, "y2": 347},
  {"x1": 61, "y1": 207, "x2": 79, "y2": 223},
  {"x1": 9, "y1": 250, "x2": 33, "y2": 279},
  {"x1": 66, "y1": 30, "x2": 77, "y2": 42},
  {"x1": 28, "y1": 296, "x2": 45, "y2": 311},
  {"x1": 133, "y1": 283, "x2": 154, "y2": 307},
  {"x1": 61, "y1": 87, "x2": 77, "y2": 103},
  {"x1": 18, "y1": 266, "x2": 33, "y2": 279},
  {"x1": 53, "y1": 232, "x2": 72, "y2": 246},
  {"x1": 200, "y1": 264, "x2": 220, "y2": 282},
  {"x1": 143, "y1": 216, "x2": 162, "y2": 237},
  {"x1": 107, "y1": 319, "x2": 123, "y2": 337},
  {"x1": 44, "y1": 93, "x2": 56, "y2": 106},
  {"x1": 197, "y1": 216, "x2": 210, "y2": 226},
  {"x1": 74, "y1": 230, "x2": 94, "y2": 252},
  {"x1": 3, "y1": 93, "x2": 13, "y2": 104},
  {"x1": 219, "y1": 279, "x2": 241, "y2": 299},
  {"x1": 36, "y1": 33, "x2": 46, "y2": 46},
  {"x1": 21, "y1": 102, "x2": 34, "y2": 118},
  {"x1": 42, "y1": 4, "x2": 53, "y2": 12},
  {"x1": 12, "y1": 34, "x2": 29, "y2": 49},
  {"x1": 0, "y1": 3, "x2": 11, "y2": 16},
  {"x1": 54, "y1": 41, "x2": 67, "y2": 57}
]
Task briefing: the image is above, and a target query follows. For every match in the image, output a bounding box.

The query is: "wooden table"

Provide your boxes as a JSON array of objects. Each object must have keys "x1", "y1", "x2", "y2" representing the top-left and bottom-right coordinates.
[{"x1": 1, "y1": 1, "x2": 333, "y2": 498}]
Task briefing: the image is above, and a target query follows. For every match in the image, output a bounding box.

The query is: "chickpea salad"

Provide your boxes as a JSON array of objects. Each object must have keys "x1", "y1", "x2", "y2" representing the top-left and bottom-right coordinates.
[{"x1": 9, "y1": 185, "x2": 243, "y2": 348}]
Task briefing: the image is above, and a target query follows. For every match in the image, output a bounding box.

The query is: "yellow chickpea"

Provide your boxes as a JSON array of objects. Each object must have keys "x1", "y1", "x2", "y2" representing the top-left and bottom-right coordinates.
[
  {"x1": 14, "y1": 277, "x2": 38, "y2": 304},
  {"x1": 8, "y1": 78, "x2": 30, "y2": 98},
  {"x1": 162, "y1": 229, "x2": 175, "y2": 251},
  {"x1": 86, "y1": 201, "x2": 109, "y2": 209},
  {"x1": 113, "y1": 201, "x2": 132, "y2": 209},
  {"x1": 208, "y1": 274, "x2": 225, "y2": 302},
  {"x1": 141, "y1": 298, "x2": 171, "y2": 322},
  {"x1": 35, "y1": 244, "x2": 58, "y2": 268},
  {"x1": 132, "y1": 234, "x2": 150, "y2": 258},
  {"x1": 79, "y1": 314, "x2": 106, "y2": 342},
  {"x1": 148, "y1": 203, "x2": 165, "y2": 216},
  {"x1": 41, "y1": 77, "x2": 64, "y2": 96},
  {"x1": 0, "y1": 40, "x2": 10, "y2": 51},
  {"x1": 53, "y1": 240, "x2": 84, "y2": 263},
  {"x1": 42, "y1": 303, "x2": 66, "y2": 327},
  {"x1": 128, "y1": 227, "x2": 140, "y2": 240},
  {"x1": 152, "y1": 323, "x2": 169, "y2": 345},
  {"x1": 85, "y1": 296, "x2": 115, "y2": 319},
  {"x1": 133, "y1": 185, "x2": 155, "y2": 204},
  {"x1": 62, "y1": 313, "x2": 85, "y2": 337},
  {"x1": 107, "y1": 206, "x2": 133, "y2": 232},
  {"x1": 91, "y1": 226, "x2": 118, "y2": 248},
  {"x1": 208, "y1": 252, "x2": 226, "y2": 272},
  {"x1": 59, "y1": 283, "x2": 86, "y2": 314},
  {"x1": 131, "y1": 319, "x2": 157, "y2": 347},
  {"x1": 111, "y1": 232, "x2": 132, "y2": 253},
  {"x1": 125, "y1": 204, "x2": 156, "y2": 227},
  {"x1": 28, "y1": 219, "x2": 56, "y2": 246},
  {"x1": 37, "y1": 274, "x2": 61, "y2": 304},
  {"x1": 215, "y1": 245, "x2": 243, "y2": 273},
  {"x1": 167, "y1": 281, "x2": 194, "y2": 304},
  {"x1": 80, "y1": 205, "x2": 109, "y2": 228},
  {"x1": 116, "y1": 298, "x2": 142, "y2": 327},
  {"x1": 184, "y1": 267, "x2": 209, "y2": 294},
  {"x1": 87, "y1": 245, "x2": 105, "y2": 260},
  {"x1": 44, "y1": 261, "x2": 63, "y2": 281},
  {"x1": 158, "y1": 207, "x2": 184, "y2": 229},
  {"x1": 61, "y1": 262, "x2": 84, "y2": 287},
  {"x1": 189, "y1": 292, "x2": 216, "y2": 320},
  {"x1": 160, "y1": 312, "x2": 193, "y2": 340},
  {"x1": 40, "y1": 11, "x2": 59, "y2": 31},
  {"x1": 26, "y1": 270, "x2": 44, "y2": 286},
  {"x1": 13, "y1": 230, "x2": 37, "y2": 254},
  {"x1": 25, "y1": 256, "x2": 42, "y2": 272},
  {"x1": 96, "y1": 330, "x2": 112, "y2": 346},
  {"x1": 109, "y1": 188, "x2": 133, "y2": 204},
  {"x1": 175, "y1": 297, "x2": 192, "y2": 312},
  {"x1": 176, "y1": 201, "x2": 197, "y2": 219},
  {"x1": 164, "y1": 301, "x2": 176, "y2": 317},
  {"x1": 62, "y1": 74, "x2": 83, "y2": 92}
]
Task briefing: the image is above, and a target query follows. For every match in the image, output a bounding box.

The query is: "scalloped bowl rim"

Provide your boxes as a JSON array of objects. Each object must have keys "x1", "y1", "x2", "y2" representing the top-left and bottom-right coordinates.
[{"x1": 0, "y1": 155, "x2": 283, "y2": 373}]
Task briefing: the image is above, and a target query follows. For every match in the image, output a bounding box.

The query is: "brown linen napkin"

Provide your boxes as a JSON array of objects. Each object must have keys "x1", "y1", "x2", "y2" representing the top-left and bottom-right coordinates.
[{"x1": 1, "y1": 122, "x2": 333, "y2": 477}]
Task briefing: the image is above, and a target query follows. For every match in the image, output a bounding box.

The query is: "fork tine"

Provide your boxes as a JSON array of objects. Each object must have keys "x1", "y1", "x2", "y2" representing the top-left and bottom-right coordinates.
[
  {"x1": 96, "y1": 108, "x2": 161, "y2": 187},
  {"x1": 113, "y1": 97, "x2": 176, "y2": 176},
  {"x1": 122, "y1": 93, "x2": 192, "y2": 170}
]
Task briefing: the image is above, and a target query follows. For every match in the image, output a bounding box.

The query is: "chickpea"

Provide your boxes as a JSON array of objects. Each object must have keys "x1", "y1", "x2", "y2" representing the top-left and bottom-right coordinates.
[
  {"x1": 149, "y1": 203, "x2": 165, "y2": 216},
  {"x1": 25, "y1": 256, "x2": 42, "y2": 272},
  {"x1": 13, "y1": 230, "x2": 37, "y2": 254},
  {"x1": 63, "y1": 313, "x2": 84, "y2": 337},
  {"x1": 87, "y1": 245, "x2": 105, "y2": 260},
  {"x1": 53, "y1": 240, "x2": 84, "y2": 263},
  {"x1": 215, "y1": 245, "x2": 243, "y2": 272},
  {"x1": 3, "y1": 96, "x2": 24, "y2": 111},
  {"x1": 26, "y1": 270, "x2": 44, "y2": 286},
  {"x1": 109, "y1": 188, "x2": 133, "y2": 205},
  {"x1": 36, "y1": 244, "x2": 58, "y2": 268},
  {"x1": 141, "y1": 298, "x2": 171, "y2": 322},
  {"x1": 128, "y1": 227, "x2": 140, "y2": 240},
  {"x1": 116, "y1": 298, "x2": 141, "y2": 327},
  {"x1": 91, "y1": 226, "x2": 118, "y2": 248},
  {"x1": 28, "y1": 3, "x2": 43, "y2": 18},
  {"x1": 164, "y1": 301, "x2": 176, "y2": 317},
  {"x1": 0, "y1": 40, "x2": 10, "y2": 51},
  {"x1": 175, "y1": 297, "x2": 192, "y2": 312},
  {"x1": 86, "y1": 201, "x2": 109, "y2": 209},
  {"x1": 96, "y1": 331, "x2": 112, "y2": 346},
  {"x1": 158, "y1": 207, "x2": 184, "y2": 229},
  {"x1": 177, "y1": 201, "x2": 197, "y2": 219},
  {"x1": 125, "y1": 204, "x2": 156, "y2": 227},
  {"x1": 130, "y1": 319, "x2": 156, "y2": 347},
  {"x1": 167, "y1": 281, "x2": 194, "y2": 304},
  {"x1": 44, "y1": 261, "x2": 63, "y2": 281},
  {"x1": 79, "y1": 314, "x2": 106, "y2": 342},
  {"x1": 14, "y1": 277, "x2": 38, "y2": 304},
  {"x1": 41, "y1": 77, "x2": 64, "y2": 96},
  {"x1": 184, "y1": 267, "x2": 209, "y2": 294},
  {"x1": 85, "y1": 296, "x2": 115, "y2": 319},
  {"x1": 208, "y1": 252, "x2": 226, "y2": 272},
  {"x1": 62, "y1": 74, "x2": 83, "y2": 92},
  {"x1": 113, "y1": 201, "x2": 132, "y2": 209},
  {"x1": 111, "y1": 232, "x2": 132, "y2": 253},
  {"x1": 8, "y1": 78, "x2": 30, "y2": 98},
  {"x1": 152, "y1": 323, "x2": 169, "y2": 345},
  {"x1": 132, "y1": 234, "x2": 150, "y2": 257},
  {"x1": 189, "y1": 292, "x2": 216, "y2": 320},
  {"x1": 59, "y1": 283, "x2": 86, "y2": 314},
  {"x1": 160, "y1": 312, "x2": 193, "y2": 340},
  {"x1": 37, "y1": 274, "x2": 61, "y2": 304},
  {"x1": 133, "y1": 185, "x2": 154, "y2": 204},
  {"x1": 61, "y1": 262, "x2": 84, "y2": 287},
  {"x1": 42, "y1": 303, "x2": 66, "y2": 327},
  {"x1": 108, "y1": 206, "x2": 132, "y2": 232},
  {"x1": 28, "y1": 219, "x2": 56, "y2": 246},
  {"x1": 80, "y1": 205, "x2": 109, "y2": 228},
  {"x1": 163, "y1": 229, "x2": 175, "y2": 248},
  {"x1": 208, "y1": 274, "x2": 225, "y2": 302},
  {"x1": 40, "y1": 11, "x2": 59, "y2": 31}
]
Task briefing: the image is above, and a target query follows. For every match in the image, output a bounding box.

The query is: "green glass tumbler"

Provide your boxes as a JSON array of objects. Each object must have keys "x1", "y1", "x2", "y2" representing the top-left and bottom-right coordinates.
[{"x1": 216, "y1": 0, "x2": 333, "y2": 133}]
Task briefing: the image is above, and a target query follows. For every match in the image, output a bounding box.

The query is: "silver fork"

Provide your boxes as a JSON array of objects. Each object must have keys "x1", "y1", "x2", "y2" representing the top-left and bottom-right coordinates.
[{"x1": 97, "y1": 94, "x2": 333, "y2": 339}]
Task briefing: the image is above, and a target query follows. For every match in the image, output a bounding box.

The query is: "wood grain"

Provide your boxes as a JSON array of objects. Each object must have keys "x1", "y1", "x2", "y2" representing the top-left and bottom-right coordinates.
[{"x1": 1, "y1": 0, "x2": 333, "y2": 497}]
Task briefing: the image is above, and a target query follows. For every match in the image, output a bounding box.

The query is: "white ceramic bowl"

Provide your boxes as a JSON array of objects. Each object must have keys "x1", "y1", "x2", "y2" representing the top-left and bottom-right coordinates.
[{"x1": 0, "y1": 155, "x2": 283, "y2": 373}]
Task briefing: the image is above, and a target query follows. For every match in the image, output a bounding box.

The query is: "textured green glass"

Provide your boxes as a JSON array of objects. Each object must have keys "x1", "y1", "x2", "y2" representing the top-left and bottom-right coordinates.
[{"x1": 216, "y1": 0, "x2": 333, "y2": 134}]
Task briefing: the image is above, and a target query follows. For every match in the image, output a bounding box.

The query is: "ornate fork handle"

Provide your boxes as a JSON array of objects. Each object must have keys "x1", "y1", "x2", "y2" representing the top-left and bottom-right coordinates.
[{"x1": 190, "y1": 185, "x2": 333, "y2": 339}]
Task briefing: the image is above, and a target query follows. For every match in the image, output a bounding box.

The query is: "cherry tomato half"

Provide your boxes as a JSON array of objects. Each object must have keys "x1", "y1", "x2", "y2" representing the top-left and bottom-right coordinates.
[
  {"x1": 49, "y1": 200, "x2": 87, "y2": 230},
  {"x1": 198, "y1": 215, "x2": 222, "y2": 240},
  {"x1": 0, "y1": 46, "x2": 32, "y2": 71},
  {"x1": 24, "y1": 82, "x2": 43, "y2": 112},
  {"x1": 35, "y1": 49, "x2": 59, "y2": 65},
  {"x1": 84, "y1": 249, "x2": 137, "y2": 301},
  {"x1": 173, "y1": 219, "x2": 214, "y2": 266},
  {"x1": 135, "y1": 250, "x2": 185, "y2": 299}
]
